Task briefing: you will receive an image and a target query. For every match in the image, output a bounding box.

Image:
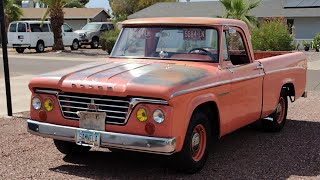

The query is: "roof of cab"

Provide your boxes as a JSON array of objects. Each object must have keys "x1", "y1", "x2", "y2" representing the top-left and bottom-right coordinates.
[{"x1": 122, "y1": 17, "x2": 247, "y2": 29}]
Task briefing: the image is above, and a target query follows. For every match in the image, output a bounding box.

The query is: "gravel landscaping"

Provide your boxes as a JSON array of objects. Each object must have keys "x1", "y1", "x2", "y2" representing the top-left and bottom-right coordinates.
[{"x1": 0, "y1": 91, "x2": 319, "y2": 179}]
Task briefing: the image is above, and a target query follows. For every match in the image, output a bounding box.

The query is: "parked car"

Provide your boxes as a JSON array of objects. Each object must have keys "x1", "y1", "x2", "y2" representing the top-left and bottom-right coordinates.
[
  {"x1": 7, "y1": 21, "x2": 80, "y2": 53},
  {"x1": 27, "y1": 18, "x2": 307, "y2": 173},
  {"x1": 74, "y1": 22, "x2": 114, "y2": 49}
]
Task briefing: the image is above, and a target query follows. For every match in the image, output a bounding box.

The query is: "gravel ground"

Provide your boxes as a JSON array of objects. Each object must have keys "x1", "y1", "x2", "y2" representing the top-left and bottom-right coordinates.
[{"x1": 0, "y1": 92, "x2": 319, "y2": 180}]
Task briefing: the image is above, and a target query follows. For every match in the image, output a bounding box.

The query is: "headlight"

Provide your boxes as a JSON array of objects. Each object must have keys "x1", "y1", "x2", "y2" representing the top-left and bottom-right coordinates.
[
  {"x1": 32, "y1": 97, "x2": 42, "y2": 110},
  {"x1": 44, "y1": 99, "x2": 54, "y2": 112},
  {"x1": 136, "y1": 108, "x2": 148, "y2": 122},
  {"x1": 153, "y1": 109, "x2": 165, "y2": 124}
]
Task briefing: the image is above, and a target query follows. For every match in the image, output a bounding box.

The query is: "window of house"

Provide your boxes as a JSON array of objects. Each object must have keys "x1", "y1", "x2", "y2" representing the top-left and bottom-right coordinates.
[
  {"x1": 17, "y1": 23, "x2": 26, "y2": 32},
  {"x1": 287, "y1": 19, "x2": 294, "y2": 34},
  {"x1": 223, "y1": 29, "x2": 250, "y2": 65}
]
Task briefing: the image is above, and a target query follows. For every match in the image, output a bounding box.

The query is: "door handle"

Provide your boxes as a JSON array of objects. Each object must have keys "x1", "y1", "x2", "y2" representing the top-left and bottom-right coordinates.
[{"x1": 255, "y1": 63, "x2": 264, "y2": 70}]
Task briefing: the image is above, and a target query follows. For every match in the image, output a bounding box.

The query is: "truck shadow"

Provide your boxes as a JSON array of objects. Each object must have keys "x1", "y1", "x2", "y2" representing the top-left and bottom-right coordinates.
[{"x1": 49, "y1": 119, "x2": 320, "y2": 179}]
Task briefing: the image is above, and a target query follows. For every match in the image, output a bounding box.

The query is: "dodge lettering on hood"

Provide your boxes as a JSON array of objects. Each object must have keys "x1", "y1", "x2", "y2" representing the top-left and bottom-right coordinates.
[{"x1": 27, "y1": 17, "x2": 307, "y2": 173}]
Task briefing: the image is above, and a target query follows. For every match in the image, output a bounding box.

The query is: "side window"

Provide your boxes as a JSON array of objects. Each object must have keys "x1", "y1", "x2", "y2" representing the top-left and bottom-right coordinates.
[
  {"x1": 17, "y1": 23, "x2": 26, "y2": 32},
  {"x1": 9, "y1": 23, "x2": 17, "y2": 32},
  {"x1": 108, "y1": 24, "x2": 114, "y2": 30},
  {"x1": 224, "y1": 30, "x2": 250, "y2": 65},
  {"x1": 101, "y1": 24, "x2": 108, "y2": 31},
  {"x1": 42, "y1": 24, "x2": 50, "y2": 32},
  {"x1": 63, "y1": 24, "x2": 72, "y2": 32},
  {"x1": 222, "y1": 31, "x2": 229, "y2": 60},
  {"x1": 30, "y1": 24, "x2": 42, "y2": 32}
]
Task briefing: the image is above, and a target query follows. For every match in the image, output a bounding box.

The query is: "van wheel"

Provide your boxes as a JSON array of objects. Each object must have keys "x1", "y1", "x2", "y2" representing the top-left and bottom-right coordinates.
[
  {"x1": 261, "y1": 89, "x2": 288, "y2": 132},
  {"x1": 15, "y1": 48, "x2": 25, "y2": 53},
  {"x1": 174, "y1": 111, "x2": 211, "y2": 174},
  {"x1": 91, "y1": 37, "x2": 99, "y2": 49},
  {"x1": 35, "y1": 41, "x2": 45, "y2": 53},
  {"x1": 53, "y1": 139, "x2": 91, "y2": 155},
  {"x1": 70, "y1": 39, "x2": 79, "y2": 50}
]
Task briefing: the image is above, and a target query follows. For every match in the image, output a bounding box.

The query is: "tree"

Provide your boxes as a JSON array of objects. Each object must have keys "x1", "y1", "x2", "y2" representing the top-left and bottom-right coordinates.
[
  {"x1": 109, "y1": 0, "x2": 175, "y2": 21},
  {"x1": 64, "y1": 0, "x2": 89, "y2": 8},
  {"x1": 219, "y1": 0, "x2": 261, "y2": 29},
  {"x1": 39, "y1": 0, "x2": 69, "y2": 50},
  {"x1": 4, "y1": 0, "x2": 23, "y2": 28}
]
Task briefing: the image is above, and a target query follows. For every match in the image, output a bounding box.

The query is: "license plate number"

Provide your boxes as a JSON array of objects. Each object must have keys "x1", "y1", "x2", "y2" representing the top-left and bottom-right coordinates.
[
  {"x1": 76, "y1": 130, "x2": 100, "y2": 147},
  {"x1": 78, "y1": 111, "x2": 106, "y2": 131}
]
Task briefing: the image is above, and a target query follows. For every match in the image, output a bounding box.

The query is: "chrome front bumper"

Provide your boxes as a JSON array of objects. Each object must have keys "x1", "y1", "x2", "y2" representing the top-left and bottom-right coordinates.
[{"x1": 27, "y1": 119, "x2": 176, "y2": 155}]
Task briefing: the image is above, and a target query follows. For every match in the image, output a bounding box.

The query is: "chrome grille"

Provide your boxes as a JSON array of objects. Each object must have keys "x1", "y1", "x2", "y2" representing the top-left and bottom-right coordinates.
[{"x1": 57, "y1": 93, "x2": 130, "y2": 125}]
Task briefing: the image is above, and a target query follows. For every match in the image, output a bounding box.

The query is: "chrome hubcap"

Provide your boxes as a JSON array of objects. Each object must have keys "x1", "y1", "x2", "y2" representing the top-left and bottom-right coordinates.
[
  {"x1": 73, "y1": 42, "x2": 78, "y2": 49},
  {"x1": 191, "y1": 132, "x2": 200, "y2": 150},
  {"x1": 39, "y1": 44, "x2": 44, "y2": 51}
]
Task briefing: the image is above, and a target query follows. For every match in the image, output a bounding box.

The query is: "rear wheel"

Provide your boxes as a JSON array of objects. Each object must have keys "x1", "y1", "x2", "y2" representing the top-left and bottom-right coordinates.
[
  {"x1": 90, "y1": 37, "x2": 99, "y2": 49},
  {"x1": 261, "y1": 89, "x2": 288, "y2": 132},
  {"x1": 35, "y1": 41, "x2": 45, "y2": 53},
  {"x1": 174, "y1": 111, "x2": 211, "y2": 174},
  {"x1": 15, "y1": 47, "x2": 25, "y2": 53},
  {"x1": 53, "y1": 139, "x2": 91, "y2": 155},
  {"x1": 70, "y1": 39, "x2": 79, "y2": 50}
]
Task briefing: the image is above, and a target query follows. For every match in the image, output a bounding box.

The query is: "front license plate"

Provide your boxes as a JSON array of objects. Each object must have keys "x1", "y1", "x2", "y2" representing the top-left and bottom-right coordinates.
[
  {"x1": 77, "y1": 111, "x2": 106, "y2": 131},
  {"x1": 76, "y1": 130, "x2": 100, "y2": 147}
]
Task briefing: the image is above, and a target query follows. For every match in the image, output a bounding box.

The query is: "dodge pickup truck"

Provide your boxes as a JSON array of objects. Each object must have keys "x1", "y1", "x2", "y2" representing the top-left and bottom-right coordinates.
[{"x1": 27, "y1": 17, "x2": 307, "y2": 173}]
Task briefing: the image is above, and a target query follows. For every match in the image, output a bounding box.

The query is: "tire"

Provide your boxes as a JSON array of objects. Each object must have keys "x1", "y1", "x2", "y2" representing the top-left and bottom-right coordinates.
[
  {"x1": 90, "y1": 37, "x2": 99, "y2": 49},
  {"x1": 15, "y1": 47, "x2": 25, "y2": 53},
  {"x1": 174, "y1": 111, "x2": 211, "y2": 174},
  {"x1": 35, "y1": 41, "x2": 45, "y2": 53},
  {"x1": 70, "y1": 39, "x2": 79, "y2": 50},
  {"x1": 53, "y1": 139, "x2": 91, "y2": 155},
  {"x1": 261, "y1": 89, "x2": 288, "y2": 132}
]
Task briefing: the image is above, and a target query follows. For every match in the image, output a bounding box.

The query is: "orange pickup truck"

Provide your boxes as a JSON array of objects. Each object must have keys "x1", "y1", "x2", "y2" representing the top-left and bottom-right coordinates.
[{"x1": 27, "y1": 18, "x2": 307, "y2": 173}]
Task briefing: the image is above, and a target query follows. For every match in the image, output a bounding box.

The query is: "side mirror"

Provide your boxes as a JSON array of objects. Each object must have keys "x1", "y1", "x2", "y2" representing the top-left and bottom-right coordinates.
[{"x1": 70, "y1": 28, "x2": 73, "y2": 32}]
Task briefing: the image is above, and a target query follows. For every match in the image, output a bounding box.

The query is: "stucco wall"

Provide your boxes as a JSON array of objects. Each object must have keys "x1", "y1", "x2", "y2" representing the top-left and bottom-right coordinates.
[{"x1": 293, "y1": 17, "x2": 320, "y2": 39}]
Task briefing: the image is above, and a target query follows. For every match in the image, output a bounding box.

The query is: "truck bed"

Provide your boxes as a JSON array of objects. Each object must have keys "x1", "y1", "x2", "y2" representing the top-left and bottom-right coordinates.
[{"x1": 254, "y1": 51, "x2": 293, "y2": 60}]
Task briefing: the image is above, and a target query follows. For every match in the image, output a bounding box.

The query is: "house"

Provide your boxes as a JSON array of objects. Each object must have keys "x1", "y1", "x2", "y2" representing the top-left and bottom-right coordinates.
[
  {"x1": 128, "y1": 0, "x2": 320, "y2": 43},
  {"x1": 21, "y1": 8, "x2": 111, "y2": 30}
]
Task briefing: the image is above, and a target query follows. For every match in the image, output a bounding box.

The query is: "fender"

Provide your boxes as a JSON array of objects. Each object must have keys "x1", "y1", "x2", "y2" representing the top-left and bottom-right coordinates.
[{"x1": 183, "y1": 93, "x2": 221, "y2": 138}]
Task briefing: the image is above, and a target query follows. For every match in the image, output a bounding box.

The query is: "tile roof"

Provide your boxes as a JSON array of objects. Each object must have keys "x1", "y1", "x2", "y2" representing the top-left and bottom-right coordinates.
[{"x1": 21, "y1": 8, "x2": 111, "y2": 19}]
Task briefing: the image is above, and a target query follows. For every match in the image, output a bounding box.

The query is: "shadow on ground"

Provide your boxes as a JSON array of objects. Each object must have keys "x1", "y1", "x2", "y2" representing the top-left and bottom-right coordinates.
[{"x1": 49, "y1": 119, "x2": 320, "y2": 179}]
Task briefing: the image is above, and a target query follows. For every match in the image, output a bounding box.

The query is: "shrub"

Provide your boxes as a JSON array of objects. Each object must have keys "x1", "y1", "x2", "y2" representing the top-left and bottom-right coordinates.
[
  {"x1": 100, "y1": 29, "x2": 120, "y2": 54},
  {"x1": 313, "y1": 33, "x2": 320, "y2": 50},
  {"x1": 251, "y1": 18, "x2": 294, "y2": 51}
]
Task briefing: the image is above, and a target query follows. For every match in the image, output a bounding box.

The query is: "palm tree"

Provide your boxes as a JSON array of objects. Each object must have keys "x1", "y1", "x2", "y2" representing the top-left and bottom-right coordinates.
[
  {"x1": 4, "y1": 0, "x2": 23, "y2": 29},
  {"x1": 219, "y1": 0, "x2": 261, "y2": 29},
  {"x1": 39, "y1": 0, "x2": 69, "y2": 50}
]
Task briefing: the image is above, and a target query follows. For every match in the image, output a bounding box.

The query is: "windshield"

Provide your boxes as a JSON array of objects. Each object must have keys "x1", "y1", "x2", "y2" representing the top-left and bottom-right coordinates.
[
  {"x1": 82, "y1": 24, "x2": 101, "y2": 31},
  {"x1": 111, "y1": 27, "x2": 219, "y2": 62}
]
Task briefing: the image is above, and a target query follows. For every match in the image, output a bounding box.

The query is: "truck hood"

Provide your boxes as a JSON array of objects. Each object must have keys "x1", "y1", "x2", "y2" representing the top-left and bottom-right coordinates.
[
  {"x1": 29, "y1": 59, "x2": 219, "y2": 100},
  {"x1": 74, "y1": 29, "x2": 94, "y2": 34}
]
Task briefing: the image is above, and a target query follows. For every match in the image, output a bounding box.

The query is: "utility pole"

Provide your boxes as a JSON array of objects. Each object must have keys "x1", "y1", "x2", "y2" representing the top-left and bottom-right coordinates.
[{"x1": 0, "y1": 0, "x2": 13, "y2": 116}]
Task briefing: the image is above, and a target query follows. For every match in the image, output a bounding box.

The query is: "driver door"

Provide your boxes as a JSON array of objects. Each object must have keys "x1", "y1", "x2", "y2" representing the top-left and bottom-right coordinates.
[{"x1": 222, "y1": 28, "x2": 264, "y2": 130}]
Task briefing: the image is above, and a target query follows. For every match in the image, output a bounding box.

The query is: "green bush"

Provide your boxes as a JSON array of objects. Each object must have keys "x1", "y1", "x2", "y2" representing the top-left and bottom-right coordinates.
[
  {"x1": 100, "y1": 29, "x2": 120, "y2": 54},
  {"x1": 313, "y1": 33, "x2": 320, "y2": 49},
  {"x1": 251, "y1": 18, "x2": 294, "y2": 51}
]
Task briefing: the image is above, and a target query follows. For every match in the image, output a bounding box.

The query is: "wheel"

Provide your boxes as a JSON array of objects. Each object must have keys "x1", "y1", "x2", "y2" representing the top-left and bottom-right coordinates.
[
  {"x1": 15, "y1": 47, "x2": 25, "y2": 53},
  {"x1": 174, "y1": 111, "x2": 211, "y2": 174},
  {"x1": 53, "y1": 139, "x2": 91, "y2": 155},
  {"x1": 35, "y1": 41, "x2": 45, "y2": 53},
  {"x1": 70, "y1": 39, "x2": 79, "y2": 50},
  {"x1": 261, "y1": 89, "x2": 288, "y2": 132},
  {"x1": 90, "y1": 37, "x2": 99, "y2": 49}
]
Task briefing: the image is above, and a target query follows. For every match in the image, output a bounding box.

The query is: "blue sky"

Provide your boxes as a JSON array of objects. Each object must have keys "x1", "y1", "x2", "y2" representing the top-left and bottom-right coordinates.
[{"x1": 85, "y1": 0, "x2": 217, "y2": 12}]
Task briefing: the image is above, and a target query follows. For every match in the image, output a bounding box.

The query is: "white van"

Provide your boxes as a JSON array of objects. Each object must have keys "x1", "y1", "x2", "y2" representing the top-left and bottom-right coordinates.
[{"x1": 8, "y1": 21, "x2": 80, "y2": 53}]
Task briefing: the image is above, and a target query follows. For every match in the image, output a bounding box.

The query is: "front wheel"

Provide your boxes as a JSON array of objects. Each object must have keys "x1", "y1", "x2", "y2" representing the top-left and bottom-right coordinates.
[
  {"x1": 174, "y1": 111, "x2": 211, "y2": 174},
  {"x1": 15, "y1": 47, "x2": 25, "y2": 53},
  {"x1": 70, "y1": 39, "x2": 79, "y2": 50},
  {"x1": 53, "y1": 139, "x2": 91, "y2": 155},
  {"x1": 261, "y1": 89, "x2": 288, "y2": 132},
  {"x1": 90, "y1": 37, "x2": 99, "y2": 49},
  {"x1": 35, "y1": 41, "x2": 45, "y2": 53}
]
